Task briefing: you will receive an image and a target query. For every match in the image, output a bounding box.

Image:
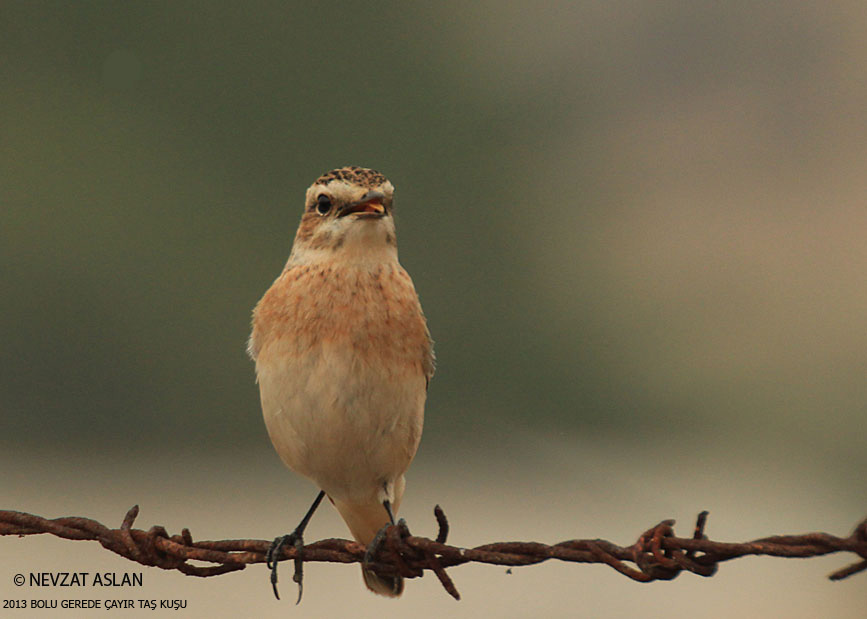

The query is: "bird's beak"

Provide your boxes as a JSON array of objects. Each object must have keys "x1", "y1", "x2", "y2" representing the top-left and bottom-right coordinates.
[{"x1": 338, "y1": 190, "x2": 387, "y2": 218}]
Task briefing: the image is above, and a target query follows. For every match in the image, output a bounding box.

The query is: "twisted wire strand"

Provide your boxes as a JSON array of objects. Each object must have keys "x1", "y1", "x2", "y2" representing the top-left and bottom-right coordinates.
[{"x1": 2, "y1": 506, "x2": 865, "y2": 600}]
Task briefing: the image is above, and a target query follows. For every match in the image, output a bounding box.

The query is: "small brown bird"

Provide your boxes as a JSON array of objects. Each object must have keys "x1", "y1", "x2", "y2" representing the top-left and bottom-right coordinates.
[{"x1": 248, "y1": 166, "x2": 434, "y2": 599}]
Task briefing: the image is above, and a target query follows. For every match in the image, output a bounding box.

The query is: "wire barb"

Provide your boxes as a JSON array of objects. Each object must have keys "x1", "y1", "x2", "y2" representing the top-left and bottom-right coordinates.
[{"x1": 2, "y1": 506, "x2": 866, "y2": 600}]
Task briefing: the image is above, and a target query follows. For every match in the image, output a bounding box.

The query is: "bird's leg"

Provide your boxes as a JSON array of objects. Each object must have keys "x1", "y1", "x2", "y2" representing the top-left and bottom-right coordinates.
[{"x1": 267, "y1": 490, "x2": 326, "y2": 604}]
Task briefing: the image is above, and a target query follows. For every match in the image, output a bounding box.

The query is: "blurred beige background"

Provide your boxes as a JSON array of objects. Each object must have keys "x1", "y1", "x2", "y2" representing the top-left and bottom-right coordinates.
[{"x1": 2, "y1": 2, "x2": 865, "y2": 617}]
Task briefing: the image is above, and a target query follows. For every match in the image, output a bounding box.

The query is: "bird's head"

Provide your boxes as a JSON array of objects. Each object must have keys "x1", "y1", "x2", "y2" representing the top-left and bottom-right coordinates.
[{"x1": 289, "y1": 166, "x2": 397, "y2": 264}]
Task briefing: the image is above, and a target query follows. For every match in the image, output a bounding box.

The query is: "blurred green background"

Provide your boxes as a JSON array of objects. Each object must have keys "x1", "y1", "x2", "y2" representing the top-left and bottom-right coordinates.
[{"x1": 2, "y1": 2, "x2": 865, "y2": 617}]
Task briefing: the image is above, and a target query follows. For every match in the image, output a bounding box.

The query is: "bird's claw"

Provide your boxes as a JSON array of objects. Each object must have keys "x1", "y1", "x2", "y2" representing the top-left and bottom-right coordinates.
[
  {"x1": 363, "y1": 518, "x2": 412, "y2": 573},
  {"x1": 266, "y1": 532, "x2": 305, "y2": 604},
  {"x1": 363, "y1": 525, "x2": 390, "y2": 568}
]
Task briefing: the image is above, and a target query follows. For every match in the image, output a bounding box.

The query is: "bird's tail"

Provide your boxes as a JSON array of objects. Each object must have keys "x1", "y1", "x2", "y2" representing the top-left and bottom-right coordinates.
[
  {"x1": 331, "y1": 497, "x2": 403, "y2": 597},
  {"x1": 361, "y1": 566, "x2": 403, "y2": 597}
]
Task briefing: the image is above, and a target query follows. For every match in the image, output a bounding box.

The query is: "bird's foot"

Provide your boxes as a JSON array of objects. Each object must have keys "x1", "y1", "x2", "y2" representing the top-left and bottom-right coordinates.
[
  {"x1": 363, "y1": 524, "x2": 390, "y2": 569},
  {"x1": 363, "y1": 519, "x2": 412, "y2": 575},
  {"x1": 266, "y1": 531, "x2": 305, "y2": 604}
]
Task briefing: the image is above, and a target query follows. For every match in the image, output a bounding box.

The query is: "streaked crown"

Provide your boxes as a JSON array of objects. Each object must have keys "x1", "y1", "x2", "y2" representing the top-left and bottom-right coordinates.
[{"x1": 313, "y1": 166, "x2": 389, "y2": 188}]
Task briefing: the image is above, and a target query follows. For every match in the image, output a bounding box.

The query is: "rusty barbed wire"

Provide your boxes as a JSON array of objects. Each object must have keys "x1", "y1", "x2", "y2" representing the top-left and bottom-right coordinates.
[{"x1": 1, "y1": 506, "x2": 865, "y2": 601}]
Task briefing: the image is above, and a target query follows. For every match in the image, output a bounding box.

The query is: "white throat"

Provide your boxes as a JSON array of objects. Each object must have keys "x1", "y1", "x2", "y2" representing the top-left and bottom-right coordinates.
[{"x1": 288, "y1": 218, "x2": 398, "y2": 269}]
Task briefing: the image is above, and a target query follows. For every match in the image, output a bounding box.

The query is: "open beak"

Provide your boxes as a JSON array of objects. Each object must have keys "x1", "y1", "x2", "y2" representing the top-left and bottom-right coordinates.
[{"x1": 338, "y1": 190, "x2": 386, "y2": 218}]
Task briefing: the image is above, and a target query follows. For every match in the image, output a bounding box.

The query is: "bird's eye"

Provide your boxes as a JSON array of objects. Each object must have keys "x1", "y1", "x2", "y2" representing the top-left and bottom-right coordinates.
[{"x1": 316, "y1": 194, "x2": 332, "y2": 215}]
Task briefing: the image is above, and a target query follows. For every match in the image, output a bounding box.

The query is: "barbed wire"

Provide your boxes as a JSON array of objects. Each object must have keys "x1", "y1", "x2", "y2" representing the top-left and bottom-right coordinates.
[{"x1": 2, "y1": 505, "x2": 865, "y2": 601}]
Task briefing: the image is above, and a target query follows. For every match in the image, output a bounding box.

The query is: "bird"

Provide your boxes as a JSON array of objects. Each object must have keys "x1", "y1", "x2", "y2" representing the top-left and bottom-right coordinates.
[{"x1": 248, "y1": 166, "x2": 434, "y2": 599}]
